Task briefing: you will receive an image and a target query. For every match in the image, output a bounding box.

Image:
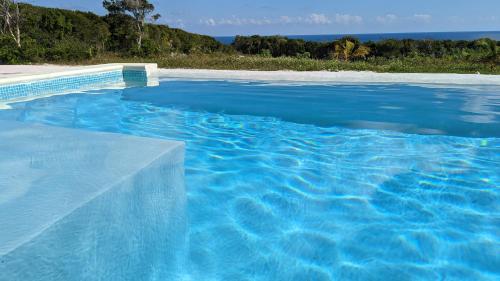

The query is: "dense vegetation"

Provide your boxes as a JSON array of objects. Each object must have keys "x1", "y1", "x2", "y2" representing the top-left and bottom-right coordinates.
[
  {"x1": 0, "y1": 2, "x2": 498, "y2": 74},
  {"x1": 0, "y1": 2, "x2": 228, "y2": 63},
  {"x1": 233, "y1": 35, "x2": 500, "y2": 64},
  {"x1": 74, "y1": 53, "x2": 498, "y2": 74}
]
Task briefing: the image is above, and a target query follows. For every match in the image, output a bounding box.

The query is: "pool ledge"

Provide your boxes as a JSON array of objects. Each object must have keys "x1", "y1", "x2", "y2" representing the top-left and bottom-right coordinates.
[
  {"x1": 0, "y1": 63, "x2": 158, "y2": 86},
  {"x1": 158, "y1": 69, "x2": 500, "y2": 85},
  {"x1": 0, "y1": 63, "x2": 158, "y2": 107},
  {"x1": 0, "y1": 120, "x2": 185, "y2": 257}
]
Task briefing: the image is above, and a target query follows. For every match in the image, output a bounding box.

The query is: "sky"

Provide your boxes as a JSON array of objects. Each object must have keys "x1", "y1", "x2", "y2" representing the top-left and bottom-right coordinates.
[{"x1": 27, "y1": 0, "x2": 500, "y2": 36}]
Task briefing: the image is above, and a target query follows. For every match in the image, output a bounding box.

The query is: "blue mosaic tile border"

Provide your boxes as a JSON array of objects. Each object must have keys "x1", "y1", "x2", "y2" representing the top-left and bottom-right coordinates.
[
  {"x1": 0, "y1": 70, "x2": 132, "y2": 102},
  {"x1": 0, "y1": 70, "x2": 123, "y2": 101},
  {"x1": 123, "y1": 69, "x2": 148, "y2": 82},
  {"x1": 123, "y1": 69, "x2": 149, "y2": 86}
]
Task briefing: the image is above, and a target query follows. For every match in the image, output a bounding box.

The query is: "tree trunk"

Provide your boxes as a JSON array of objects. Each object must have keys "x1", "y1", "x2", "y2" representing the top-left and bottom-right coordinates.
[
  {"x1": 13, "y1": 2, "x2": 20, "y2": 47},
  {"x1": 1, "y1": 0, "x2": 21, "y2": 47},
  {"x1": 136, "y1": 21, "x2": 142, "y2": 49}
]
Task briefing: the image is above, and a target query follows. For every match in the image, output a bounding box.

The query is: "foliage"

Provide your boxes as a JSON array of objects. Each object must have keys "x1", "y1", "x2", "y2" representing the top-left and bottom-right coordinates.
[
  {"x1": 1, "y1": 2, "x2": 498, "y2": 75},
  {"x1": 75, "y1": 53, "x2": 499, "y2": 74},
  {"x1": 332, "y1": 37, "x2": 371, "y2": 61},
  {"x1": 0, "y1": 0, "x2": 21, "y2": 47},
  {"x1": 0, "y1": 3, "x2": 226, "y2": 63},
  {"x1": 102, "y1": 0, "x2": 160, "y2": 49},
  {"x1": 233, "y1": 35, "x2": 312, "y2": 58},
  {"x1": 16, "y1": 3, "x2": 110, "y2": 61},
  {"x1": 233, "y1": 35, "x2": 500, "y2": 65},
  {"x1": 0, "y1": 34, "x2": 20, "y2": 63}
]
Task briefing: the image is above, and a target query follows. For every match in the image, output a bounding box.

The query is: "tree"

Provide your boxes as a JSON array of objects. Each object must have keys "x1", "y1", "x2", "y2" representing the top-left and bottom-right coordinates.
[
  {"x1": 332, "y1": 37, "x2": 371, "y2": 61},
  {"x1": 102, "y1": 0, "x2": 160, "y2": 49},
  {"x1": 474, "y1": 38, "x2": 499, "y2": 63},
  {"x1": 0, "y1": 0, "x2": 21, "y2": 47}
]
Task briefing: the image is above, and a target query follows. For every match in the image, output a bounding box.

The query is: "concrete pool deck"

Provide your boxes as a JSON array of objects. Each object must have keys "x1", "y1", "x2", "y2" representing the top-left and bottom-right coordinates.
[
  {"x1": 0, "y1": 64, "x2": 84, "y2": 78},
  {"x1": 1, "y1": 64, "x2": 499, "y2": 85},
  {"x1": 158, "y1": 69, "x2": 500, "y2": 85},
  {"x1": 0, "y1": 63, "x2": 158, "y2": 84},
  {"x1": 0, "y1": 63, "x2": 159, "y2": 108}
]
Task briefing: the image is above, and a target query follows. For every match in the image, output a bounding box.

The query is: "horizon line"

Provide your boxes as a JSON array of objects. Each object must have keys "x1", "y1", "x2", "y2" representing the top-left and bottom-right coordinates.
[{"x1": 210, "y1": 29, "x2": 500, "y2": 38}]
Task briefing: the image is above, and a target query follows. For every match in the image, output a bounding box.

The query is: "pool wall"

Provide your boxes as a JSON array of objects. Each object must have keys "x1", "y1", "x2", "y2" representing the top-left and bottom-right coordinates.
[
  {"x1": 0, "y1": 63, "x2": 158, "y2": 105},
  {"x1": 0, "y1": 153, "x2": 187, "y2": 281},
  {"x1": 0, "y1": 121, "x2": 186, "y2": 280}
]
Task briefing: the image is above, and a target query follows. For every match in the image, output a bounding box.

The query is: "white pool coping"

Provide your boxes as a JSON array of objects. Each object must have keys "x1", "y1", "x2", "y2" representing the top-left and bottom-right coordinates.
[
  {"x1": 159, "y1": 69, "x2": 500, "y2": 85},
  {"x1": 1, "y1": 65, "x2": 499, "y2": 85},
  {"x1": 0, "y1": 63, "x2": 158, "y2": 86},
  {"x1": 0, "y1": 64, "x2": 84, "y2": 77},
  {"x1": 0, "y1": 63, "x2": 159, "y2": 109}
]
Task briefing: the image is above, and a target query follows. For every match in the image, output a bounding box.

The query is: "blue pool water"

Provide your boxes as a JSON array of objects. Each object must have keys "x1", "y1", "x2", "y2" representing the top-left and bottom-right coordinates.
[{"x1": 1, "y1": 80, "x2": 499, "y2": 280}]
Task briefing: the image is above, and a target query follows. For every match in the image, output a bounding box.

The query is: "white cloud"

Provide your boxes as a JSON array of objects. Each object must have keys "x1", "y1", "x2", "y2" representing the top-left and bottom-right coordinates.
[
  {"x1": 199, "y1": 13, "x2": 363, "y2": 27},
  {"x1": 201, "y1": 18, "x2": 217, "y2": 26},
  {"x1": 334, "y1": 14, "x2": 363, "y2": 25},
  {"x1": 376, "y1": 14, "x2": 398, "y2": 24},
  {"x1": 201, "y1": 16, "x2": 273, "y2": 26},
  {"x1": 288, "y1": 13, "x2": 363, "y2": 25},
  {"x1": 165, "y1": 18, "x2": 185, "y2": 28},
  {"x1": 306, "y1": 13, "x2": 332, "y2": 24},
  {"x1": 374, "y1": 14, "x2": 432, "y2": 25}
]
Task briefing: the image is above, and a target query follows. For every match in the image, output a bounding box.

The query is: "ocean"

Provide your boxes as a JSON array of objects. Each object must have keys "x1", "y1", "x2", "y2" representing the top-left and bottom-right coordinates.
[{"x1": 215, "y1": 31, "x2": 500, "y2": 44}]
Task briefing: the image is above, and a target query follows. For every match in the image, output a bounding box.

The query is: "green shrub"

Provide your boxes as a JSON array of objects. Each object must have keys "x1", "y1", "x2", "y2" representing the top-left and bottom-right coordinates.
[
  {"x1": 0, "y1": 36, "x2": 21, "y2": 64},
  {"x1": 297, "y1": 52, "x2": 311, "y2": 59},
  {"x1": 21, "y1": 38, "x2": 46, "y2": 62},
  {"x1": 10, "y1": 3, "x2": 226, "y2": 63},
  {"x1": 259, "y1": 49, "x2": 272, "y2": 57},
  {"x1": 46, "y1": 39, "x2": 93, "y2": 61}
]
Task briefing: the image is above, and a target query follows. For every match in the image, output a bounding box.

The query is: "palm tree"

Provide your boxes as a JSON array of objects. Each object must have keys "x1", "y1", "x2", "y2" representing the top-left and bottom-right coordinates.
[{"x1": 332, "y1": 38, "x2": 371, "y2": 61}]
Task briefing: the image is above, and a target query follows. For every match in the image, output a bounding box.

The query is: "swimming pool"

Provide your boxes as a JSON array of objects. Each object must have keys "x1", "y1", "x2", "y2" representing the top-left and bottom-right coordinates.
[{"x1": 1, "y1": 79, "x2": 499, "y2": 280}]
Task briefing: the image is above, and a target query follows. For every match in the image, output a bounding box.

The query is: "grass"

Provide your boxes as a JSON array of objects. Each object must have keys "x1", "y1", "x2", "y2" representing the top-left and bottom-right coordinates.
[{"x1": 63, "y1": 53, "x2": 500, "y2": 74}]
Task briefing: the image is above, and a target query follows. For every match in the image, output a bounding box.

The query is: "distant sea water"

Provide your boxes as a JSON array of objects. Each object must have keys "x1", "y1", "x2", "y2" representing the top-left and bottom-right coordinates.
[{"x1": 215, "y1": 31, "x2": 500, "y2": 44}]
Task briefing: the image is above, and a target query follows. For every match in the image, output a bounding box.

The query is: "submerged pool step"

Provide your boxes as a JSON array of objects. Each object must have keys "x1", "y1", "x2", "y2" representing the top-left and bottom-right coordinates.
[
  {"x1": 0, "y1": 121, "x2": 186, "y2": 280},
  {"x1": 0, "y1": 63, "x2": 158, "y2": 105}
]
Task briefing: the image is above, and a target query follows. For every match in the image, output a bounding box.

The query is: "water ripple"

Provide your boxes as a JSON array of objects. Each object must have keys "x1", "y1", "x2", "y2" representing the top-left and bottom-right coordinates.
[{"x1": 0, "y1": 83, "x2": 498, "y2": 281}]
